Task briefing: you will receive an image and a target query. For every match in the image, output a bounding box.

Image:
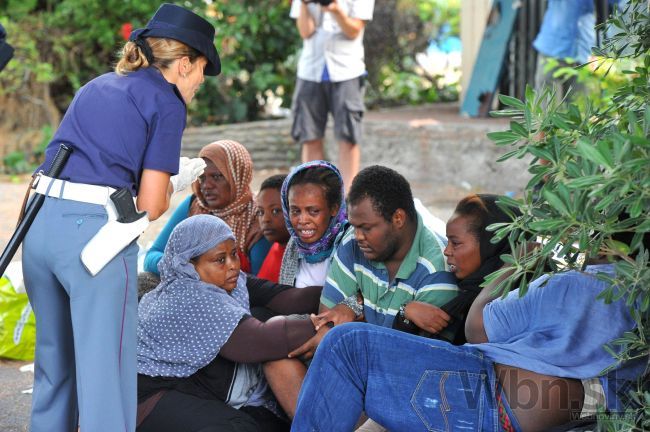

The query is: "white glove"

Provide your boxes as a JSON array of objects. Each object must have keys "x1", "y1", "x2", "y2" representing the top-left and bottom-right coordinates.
[{"x1": 170, "y1": 157, "x2": 206, "y2": 193}]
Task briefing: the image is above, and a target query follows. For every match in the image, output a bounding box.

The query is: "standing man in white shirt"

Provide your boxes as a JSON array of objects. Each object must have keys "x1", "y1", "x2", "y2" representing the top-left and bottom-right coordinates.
[{"x1": 290, "y1": 0, "x2": 375, "y2": 192}]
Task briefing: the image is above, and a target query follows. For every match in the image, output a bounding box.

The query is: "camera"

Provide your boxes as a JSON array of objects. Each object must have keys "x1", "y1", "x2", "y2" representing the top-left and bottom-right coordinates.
[{"x1": 305, "y1": 0, "x2": 333, "y2": 6}]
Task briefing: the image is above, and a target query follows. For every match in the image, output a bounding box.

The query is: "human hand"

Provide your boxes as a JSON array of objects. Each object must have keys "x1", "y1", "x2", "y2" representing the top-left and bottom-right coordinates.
[
  {"x1": 288, "y1": 326, "x2": 329, "y2": 361},
  {"x1": 170, "y1": 157, "x2": 206, "y2": 193},
  {"x1": 405, "y1": 302, "x2": 451, "y2": 334},
  {"x1": 322, "y1": 0, "x2": 340, "y2": 13},
  {"x1": 310, "y1": 304, "x2": 356, "y2": 331}
]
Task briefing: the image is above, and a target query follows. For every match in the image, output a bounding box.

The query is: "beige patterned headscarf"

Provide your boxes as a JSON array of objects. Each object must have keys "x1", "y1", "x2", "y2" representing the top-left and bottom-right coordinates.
[{"x1": 189, "y1": 140, "x2": 262, "y2": 254}]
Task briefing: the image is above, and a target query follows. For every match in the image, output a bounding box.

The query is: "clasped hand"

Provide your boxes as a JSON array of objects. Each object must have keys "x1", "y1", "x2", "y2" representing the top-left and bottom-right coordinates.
[{"x1": 287, "y1": 304, "x2": 356, "y2": 361}]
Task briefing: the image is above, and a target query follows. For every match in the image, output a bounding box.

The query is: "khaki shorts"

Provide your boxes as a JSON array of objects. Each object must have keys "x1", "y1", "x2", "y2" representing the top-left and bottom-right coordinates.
[{"x1": 291, "y1": 76, "x2": 366, "y2": 145}]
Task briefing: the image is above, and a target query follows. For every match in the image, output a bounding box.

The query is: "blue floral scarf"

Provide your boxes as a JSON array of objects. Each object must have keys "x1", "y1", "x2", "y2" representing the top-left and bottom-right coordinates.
[{"x1": 280, "y1": 160, "x2": 347, "y2": 264}]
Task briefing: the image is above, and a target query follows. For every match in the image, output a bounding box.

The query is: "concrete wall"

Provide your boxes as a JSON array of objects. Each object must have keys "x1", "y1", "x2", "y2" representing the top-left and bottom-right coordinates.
[
  {"x1": 181, "y1": 106, "x2": 530, "y2": 220},
  {"x1": 183, "y1": 118, "x2": 299, "y2": 170}
]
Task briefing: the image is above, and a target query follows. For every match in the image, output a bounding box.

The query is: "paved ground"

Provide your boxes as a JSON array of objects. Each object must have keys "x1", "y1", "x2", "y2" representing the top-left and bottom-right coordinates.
[{"x1": 0, "y1": 103, "x2": 525, "y2": 430}]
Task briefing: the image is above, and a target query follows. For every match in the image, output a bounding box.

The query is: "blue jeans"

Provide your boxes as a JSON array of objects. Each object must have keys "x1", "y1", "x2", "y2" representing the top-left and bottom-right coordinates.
[{"x1": 291, "y1": 323, "x2": 521, "y2": 432}]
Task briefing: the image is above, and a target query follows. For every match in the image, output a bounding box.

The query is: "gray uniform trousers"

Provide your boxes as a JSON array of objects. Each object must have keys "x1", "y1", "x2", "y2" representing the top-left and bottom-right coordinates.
[{"x1": 22, "y1": 196, "x2": 138, "y2": 431}]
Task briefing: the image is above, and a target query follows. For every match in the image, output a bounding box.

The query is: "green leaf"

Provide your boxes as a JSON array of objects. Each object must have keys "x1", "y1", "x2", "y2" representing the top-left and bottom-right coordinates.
[
  {"x1": 550, "y1": 114, "x2": 571, "y2": 130},
  {"x1": 594, "y1": 193, "x2": 617, "y2": 211},
  {"x1": 498, "y1": 94, "x2": 525, "y2": 109},
  {"x1": 529, "y1": 219, "x2": 566, "y2": 231},
  {"x1": 527, "y1": 145, "x2": 554, "y2": 162},
  {"x1": 487, "y1": 131, "x2": 521, "y2": 146},
  {"x1": 495, "y1": 195, "x2": 522, "y2": 211},
  {"x1": 510, "y1": 121, "x2": 528, "y2": 137},
  {"x1": 606, "y1": 239, "x2": 631, "y2": 255},
  {"x1": 543, "y1": 189, "x2": 570, "y2": 215},
  {"x1": 525, "y1": 84, "x2": 535, "y2": 103},
  {"x1": 489, "y1": 109, "x2": 522, "y2": 118},
  {"x1": 576, "y1": 138, "x2": 613, "y2": 169}
]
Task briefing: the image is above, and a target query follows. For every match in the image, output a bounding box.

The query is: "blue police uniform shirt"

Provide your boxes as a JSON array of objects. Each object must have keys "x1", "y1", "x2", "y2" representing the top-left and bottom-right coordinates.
[{"x1": 39, "y1": 67, "x2": 186, "y2": 195}]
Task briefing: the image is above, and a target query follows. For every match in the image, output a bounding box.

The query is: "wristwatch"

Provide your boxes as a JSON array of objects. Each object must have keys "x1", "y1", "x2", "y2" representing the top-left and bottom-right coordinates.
[{"x1": 398, "y1": 303, "x2": 410, "y2": 325}]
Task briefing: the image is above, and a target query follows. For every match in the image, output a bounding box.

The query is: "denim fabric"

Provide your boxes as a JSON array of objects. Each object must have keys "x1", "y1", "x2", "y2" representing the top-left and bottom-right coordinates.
[
  {"x1": 292, "y1": 323, "x2": 520, "y2": 432},
  {"x1": 532, "y1": 0, "x2": 595, "y2": 63}
]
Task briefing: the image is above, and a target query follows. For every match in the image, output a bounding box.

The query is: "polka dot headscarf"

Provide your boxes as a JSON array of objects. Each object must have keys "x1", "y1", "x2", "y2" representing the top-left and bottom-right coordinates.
[{"x1": 137, "y1": 214, "x2": 250, "y2": 378}]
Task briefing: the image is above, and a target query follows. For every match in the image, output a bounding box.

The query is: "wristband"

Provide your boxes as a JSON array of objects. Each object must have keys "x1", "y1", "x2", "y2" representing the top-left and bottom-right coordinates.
[{"x1": 340, "y1": 294, "x2": 363, "y2": 318}]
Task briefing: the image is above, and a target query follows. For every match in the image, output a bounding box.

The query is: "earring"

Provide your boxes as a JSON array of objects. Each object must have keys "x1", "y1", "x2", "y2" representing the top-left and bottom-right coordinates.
[{"x1": 182, "y1": 73, "x2": 187, "y2": 78}]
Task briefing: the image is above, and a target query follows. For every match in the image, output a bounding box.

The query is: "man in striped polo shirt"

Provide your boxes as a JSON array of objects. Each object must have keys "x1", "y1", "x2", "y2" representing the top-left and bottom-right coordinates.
[{"x1": 289, "y1": 166, "x2": 459, "y2": 360}]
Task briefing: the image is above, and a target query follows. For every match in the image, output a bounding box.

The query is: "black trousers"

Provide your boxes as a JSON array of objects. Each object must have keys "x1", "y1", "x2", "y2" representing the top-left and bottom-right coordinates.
[{"x1": 137, "y1": 390, "x2": 289, "y2": 432}]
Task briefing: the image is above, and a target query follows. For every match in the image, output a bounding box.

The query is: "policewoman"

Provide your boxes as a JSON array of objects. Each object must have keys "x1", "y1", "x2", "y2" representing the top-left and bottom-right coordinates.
[{"x1": 21, "y1": 4, "x2": 220, "y2": 431}]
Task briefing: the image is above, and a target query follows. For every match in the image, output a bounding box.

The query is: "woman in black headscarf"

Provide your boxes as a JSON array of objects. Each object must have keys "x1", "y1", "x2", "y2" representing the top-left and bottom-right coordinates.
[{"x1": 440, "y1": 194, "x2": 518, "y2": 343}]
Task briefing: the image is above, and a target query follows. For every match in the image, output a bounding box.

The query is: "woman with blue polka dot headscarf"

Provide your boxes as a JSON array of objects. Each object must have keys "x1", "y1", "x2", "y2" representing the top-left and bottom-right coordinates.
[{"x1": 137, "y1": 215, "x2": 320, "y2": 431}]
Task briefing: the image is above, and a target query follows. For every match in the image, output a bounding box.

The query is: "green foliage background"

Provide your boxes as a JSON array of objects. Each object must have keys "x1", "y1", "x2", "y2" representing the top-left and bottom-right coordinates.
[
  {"x1": 0, "y1": 0, "x2": 460, "y2": 124},
  {"x1": 0, "y1": 0, "x2": 301, "y2": 126},
  {"x1": 0, "y1": 0, "x2": 461, "y2": 173},
  {"x1": 364, "y1": 0, "x2": 460, "y2": 107}
]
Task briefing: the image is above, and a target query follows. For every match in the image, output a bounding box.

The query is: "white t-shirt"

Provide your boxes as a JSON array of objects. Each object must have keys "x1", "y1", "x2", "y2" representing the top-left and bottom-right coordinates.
[
  {"x1": 294, "y1": 259, "x2": 330, "y2": 288},
  {"x1": 290, "y1": 0, "x2": 375, "y2": 82}
]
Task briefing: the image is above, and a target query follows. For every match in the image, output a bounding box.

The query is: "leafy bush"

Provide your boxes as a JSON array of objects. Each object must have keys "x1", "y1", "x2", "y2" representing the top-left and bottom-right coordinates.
[
  {"x1": 1, "y1": 0, "x2": 458, "y2": 172},
  {"x1": 2, "y1": 151, "x2": 31, "y2": 175},
  {"x1": 189, "y1": 0, "x2": 299, "y2": 125},
  {"x1": 367, "y1": 56, "x2": 459, "y2": 107},
  {"x1": 364, "y1": 0, "x2": 460, "y2": 107},
  {"x1": 486, "y1": 1, "x2": 649, "y2": 428},
  {"x1": 0, "y1": 0, "x2": 167, "y2": 174},
  {"x1": 542, "y1": 56, "x2": 638, "y2": 112},
  {"x1": 0, "y1": 1, "x2": 298, "y2": 127},
  {"x1": 0, "y1": 124, "x2": 53, "y2": 175},
  {"x1": 0, "y1": 0, "x2": 165, "y2": 106}
]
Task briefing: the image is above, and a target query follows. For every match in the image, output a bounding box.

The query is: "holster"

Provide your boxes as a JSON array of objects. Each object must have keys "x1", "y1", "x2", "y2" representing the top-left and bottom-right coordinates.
[{"x1": 80, "y1": 188, "x2": 149, "y2": 276}]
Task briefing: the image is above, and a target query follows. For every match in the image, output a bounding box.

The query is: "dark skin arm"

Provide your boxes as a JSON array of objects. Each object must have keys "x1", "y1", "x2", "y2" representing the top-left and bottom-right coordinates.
[
  {"x1": 399, "y1": 301, "x2": 451, "y2": 334},
  {"x1": 311, "y1": 303, "x2": 357, "y2": 330},
  {"x1": 246, "y1": 275, "x2": 321, "y2": 316},
  {"x1": 219, "y1": 316, "x2": 315, "y2": 363},
  {"x1": 288, "y1": 302, "x2": 335, "y2": 360},
  {"x1": 266, "y1": 285, "x2": 322, "y2": 315},
  {"x1": 464, "y1": 266, "x2": 515, "y2": 343}
]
